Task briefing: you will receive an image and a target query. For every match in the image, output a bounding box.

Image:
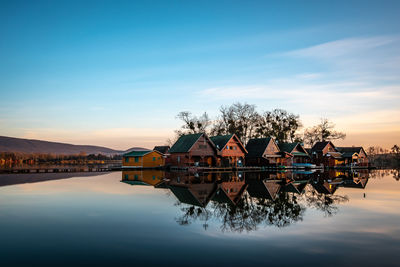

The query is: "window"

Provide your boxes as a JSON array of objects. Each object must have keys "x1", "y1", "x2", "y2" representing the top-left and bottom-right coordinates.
[
  {"x1": 135, "y1": 157, "x2": 139, "y2": 162},
  {"x1": 153, "y1": 157, "x2": 156, "y2": 161},
  {"x1": 124, "y1": 174, "x2": 129, "y2": 179},
  {"x1": 199, "y1": 145, "x2": 207, "y2": 149},
  {"x1": 134, "y1": 174, "x2": 138, "y2": 180},
  {"x1": 233, "y1": 146, "x2": 237, "y2": 150},
  {"x1": 152, "y1": 175, "x2": 155, "y2": 180},
  {"x1": 177, "y1": 156, "x2": 180, "y2": 163},
  {"x1": 125, "y1": 157, "x2": 129, "y2": 163}
]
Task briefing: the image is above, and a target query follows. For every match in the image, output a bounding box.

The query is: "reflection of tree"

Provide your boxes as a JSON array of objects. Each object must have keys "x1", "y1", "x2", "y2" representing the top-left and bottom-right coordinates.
[
  {"x1": 171, "y1": 171, "x2": 380, "y2": 232},
  {"x1": 369, "y1": 169, "x2": 391, "y2": 179},
  {"x1": 301, "y1": 185, "x2": 348, "y2": 217},
  {"x1": 391, "y1": 169, "x2": 400, "y2": 181},
  {"x1": 252, "y1": 192, "x2": 304, "y2": 228},
  {"x1": 175, "y1": 203, "x2": 212, "y2": 230},
  {"x1": 175, "y1": 191, "x2": 305, "y2": 233},
  {"x1": 212, "y1": 196, "x2": 260, "y2": 233}
]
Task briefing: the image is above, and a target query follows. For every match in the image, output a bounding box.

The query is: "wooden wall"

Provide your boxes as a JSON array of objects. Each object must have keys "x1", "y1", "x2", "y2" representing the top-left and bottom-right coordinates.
[{"x1": 123, "y1": 151, "x2": 165, "y2": 167}]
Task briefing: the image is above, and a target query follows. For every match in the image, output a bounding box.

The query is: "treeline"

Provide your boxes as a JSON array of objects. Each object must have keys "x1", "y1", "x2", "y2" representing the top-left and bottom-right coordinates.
[
  {"x1": 0, "y1": 152, "x2": 122, "y2": 167},
  {"x1": 367, "y1": 145, "x2": 400, "y2": 168},
  {"x1": 173, "y1": 102, "x2": 346, "y2": 147}
]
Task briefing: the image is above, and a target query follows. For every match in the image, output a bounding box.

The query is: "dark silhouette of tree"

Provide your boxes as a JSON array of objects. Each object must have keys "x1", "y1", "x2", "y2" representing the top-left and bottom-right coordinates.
[
  {"x1": 301, "y1": 185, "x2": 349, "y2": 217},
  {"x1": 176, "y1": 111, "x2": 211, "y2": 135},
  {"x1": 174, "y1": 191, "x2": 305, "y2": 233},
  {"x1": 303, "y1": 118, "x2": 346, "y2": 147},
  {"x1": 210, "y1": 102, "x2": 259, "y2": 145},
  {"x1": 255, "y1": 109, "x2": 302, "y2": 143}
]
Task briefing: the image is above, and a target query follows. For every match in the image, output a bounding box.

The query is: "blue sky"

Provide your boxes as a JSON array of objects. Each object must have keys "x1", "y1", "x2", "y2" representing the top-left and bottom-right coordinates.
[{"x1": 1, "y1": 0, "x2": 399, "y2": 149}]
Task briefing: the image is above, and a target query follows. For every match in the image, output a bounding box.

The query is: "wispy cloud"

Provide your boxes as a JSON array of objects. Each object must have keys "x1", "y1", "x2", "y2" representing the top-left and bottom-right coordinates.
[{"x1": 285, "y1": 36, "x2": 397, "y2": 58}]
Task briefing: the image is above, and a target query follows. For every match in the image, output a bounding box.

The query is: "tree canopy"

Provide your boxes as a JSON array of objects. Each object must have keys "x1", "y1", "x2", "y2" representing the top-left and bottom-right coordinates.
[{"x1": 174, "y1": 102, "x2": 344, "y2": 147}]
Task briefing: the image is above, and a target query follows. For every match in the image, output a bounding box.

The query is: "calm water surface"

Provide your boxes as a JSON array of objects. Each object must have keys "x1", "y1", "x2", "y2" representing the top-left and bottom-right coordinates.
[{"x1": 0, "y1": 170, "x2": 399, "y2": 266}]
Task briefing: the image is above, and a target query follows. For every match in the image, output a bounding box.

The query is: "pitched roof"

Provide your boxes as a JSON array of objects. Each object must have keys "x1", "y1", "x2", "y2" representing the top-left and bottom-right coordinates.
[
  {"x1": 212, "y1": 182, "x2": 247, "y2": 205},
  {"x1": 210, "y1": 134, "x2": 247, "y2": 153},
  {"x1": 245, "y1": 138, "x2": 275, "y2": 157},
  {"x1": 210, "y1": 134, "x2": 233, "y2": 150},
  {"x1": 311, "y1": 141, "x2": 334, "y2": 152},
  {"x1": 168, "y1": 184, "x2": 217, "y2": 207},
  {"x1": 337, "y1": 147, "x2": 366, "y2": 156},
  {"x1": 121, "y1": 180, "x2": 149, "y2": 186},
  {"x1": 278, "y1": 142, "x2": 298, "y2": 153},
  {"x1": 123, "y1": 150, "x2": 152, "y2": 157},
  {"x1": 246, "y1": 179, "x2": 281, "y2": 200},
  {"x1": 312, "y1": 182, "x2": 337, "y2": 194},
  {"x1": 153, "y1": 146, "x2": 170, "y2": 154},
  {"x1": 284, "y1": 181, "x2": 308, "y2": 194},
  {"x1": 169, "y1": 133, "x2": 203, "y2": 153},
  {"x1": 168, "y1": 186, "x2": 204, "y2": 207}
]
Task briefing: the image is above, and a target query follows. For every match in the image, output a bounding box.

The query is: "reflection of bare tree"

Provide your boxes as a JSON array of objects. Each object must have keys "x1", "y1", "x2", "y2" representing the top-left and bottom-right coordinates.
[
  {"x1": 391, "y1": 169, "x2": 400, "y2": 181},
  {"x1": 175, "y1": 191, "x2": 305, "y2": 233},
  {"x1": 253, "y1": 192, "x2": 304, "y2": 228},
  {"x1": 175, "y1": 203, "x2": 212, "y2": 230},
  {"x1": 167, "y1": 170, "x2": 379, "y2": 233},
  {"x1": 301, "y1": 185, "x2": 349, "y2": 217},
  {"x1": 212, "y1": 195, "x2": 261, "y2": 233}
]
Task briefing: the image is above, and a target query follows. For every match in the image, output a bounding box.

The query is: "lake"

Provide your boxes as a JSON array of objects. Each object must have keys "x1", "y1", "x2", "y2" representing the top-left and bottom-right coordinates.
[{"x1": 0, "y1": 169, "x2": 399, "y2": 266}]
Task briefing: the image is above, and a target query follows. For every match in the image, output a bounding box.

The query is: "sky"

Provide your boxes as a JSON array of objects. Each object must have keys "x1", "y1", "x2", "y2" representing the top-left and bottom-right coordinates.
[{"x1": 0, "y1": 0, "x2": 399, "y2": 149}]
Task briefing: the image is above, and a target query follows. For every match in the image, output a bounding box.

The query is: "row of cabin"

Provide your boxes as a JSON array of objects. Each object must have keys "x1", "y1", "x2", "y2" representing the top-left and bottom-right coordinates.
[{"x1": 122, "y1": 133, "x2": 369, "y2": 168}]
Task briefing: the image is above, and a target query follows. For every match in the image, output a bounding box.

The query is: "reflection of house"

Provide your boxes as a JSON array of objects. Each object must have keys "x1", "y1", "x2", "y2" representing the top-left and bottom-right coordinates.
[
  {"x1": 167, "y1": 176, "x2": 218, "y2": 207},
  {"x1": 341, "y1": 177, "x2": 368, "y2": 189},
  {"x1": 246, "y1": 179, "x2": 282, "y2": 200},
  {"x1": 212, "y1": 180, "x2": 247, "y2": 205},
  {"x1": 169, "y1": 133, "x2": 217, "y2": 167},
  {"x1": 245, "y1": 138, "x2": 284, "y2": 167},
  {"x1": 310, "y1": 141, "x2": 343, "y2": 167},
  {"x1": 311, "y1": 179, "x2": 340, "y2": 194},
  {"x1": 284, "y1": 180, "x2": 309, "y2": 194},
  {"x1": 278, "y1": 142, "x2": 310, "y2": 166},
  {"x1": 340, "y1": 171, "x2": 369, "y2": 189},
  {"x1": 121, "y1": 170, "x2": 165, "y2": 186},
  {"x1": 336, "y1": 147, "x2": 369, "y2": 167},
  {"x1": 122, "y1": 150, "x2": 165, "y2": 168},
  {"x1": 210, "y1": 134, "x2": 247, "y2": 167}
]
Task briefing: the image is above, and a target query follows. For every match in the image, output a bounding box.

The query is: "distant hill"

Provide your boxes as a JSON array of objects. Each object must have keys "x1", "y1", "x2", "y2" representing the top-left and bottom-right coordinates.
[{"x1": 0, "y1": 136, "x2": 149, "y2": 155}]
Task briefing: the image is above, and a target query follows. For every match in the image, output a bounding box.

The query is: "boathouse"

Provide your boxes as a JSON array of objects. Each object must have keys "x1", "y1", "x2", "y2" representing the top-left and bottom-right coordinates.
[
  {"x1": 278, "y1": 142, "x2": 311, "y2": 166},
  {"x1": 168, "y1": 133, "x2": 217, "y2": 167},
  {"x1": 210, "y1": 134, "x2": 247, "y2": 167},
  {"x1": 245, "y1": 138, "x2": 283, "y2": 167},
  {"x1": 336, "y1": 147, "x2": 369, "y2": 167},
  {"x1": 310, "y1": 141, "x2": 343, "y2": 167},
  {"x1": 122, "y1": 150, "x2": 165, "y2": 168}
]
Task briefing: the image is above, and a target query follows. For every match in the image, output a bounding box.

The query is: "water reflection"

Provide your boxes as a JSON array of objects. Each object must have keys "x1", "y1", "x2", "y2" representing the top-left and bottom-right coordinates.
[{"x1": 121, "y1": 170, "x2": 372, "y2": 232}]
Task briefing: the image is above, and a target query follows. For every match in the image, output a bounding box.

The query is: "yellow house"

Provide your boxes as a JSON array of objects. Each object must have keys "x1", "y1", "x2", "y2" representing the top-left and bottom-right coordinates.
[{"x1": 122, "y1": 150, "x2": 165, "y2": 168}]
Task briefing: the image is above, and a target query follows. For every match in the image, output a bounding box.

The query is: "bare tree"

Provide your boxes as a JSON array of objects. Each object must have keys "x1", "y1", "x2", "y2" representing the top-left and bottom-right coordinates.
[
  {"x1": 176, "y1": 111, "x2": 211, "y2": 135},
  {"x1": 303, "y1": 118, "x2": 346, "y2": 147},
  {"x1": 255, "y1": 109, "x2": 302, "y2": 143},
  {"x1": 211, "y1": 103, "x2": 259, "y2": 145}
]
